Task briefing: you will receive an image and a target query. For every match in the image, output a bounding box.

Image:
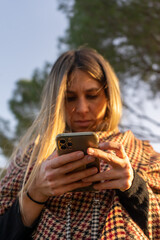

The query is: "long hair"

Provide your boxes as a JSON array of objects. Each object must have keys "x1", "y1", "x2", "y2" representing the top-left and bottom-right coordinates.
[{"x1": 10, "y1": 47, "x2": 122, "y2": 202}]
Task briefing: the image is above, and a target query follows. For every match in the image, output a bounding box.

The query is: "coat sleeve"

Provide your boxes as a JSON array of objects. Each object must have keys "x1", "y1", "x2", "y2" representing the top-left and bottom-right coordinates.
[
  {"x1": 116, "y1": 170, "x2": 149, "y2": 237},
  {"x1": 117, "y1": 150, "x2": 160, "y2": 239},
  {"x1": 0, "y1": 198, "x2": 35, "y2": 240}
]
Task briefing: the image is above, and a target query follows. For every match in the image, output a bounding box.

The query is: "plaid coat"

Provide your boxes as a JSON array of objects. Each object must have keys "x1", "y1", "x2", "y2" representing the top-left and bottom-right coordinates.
[{"x1": 0, "y1": 130, "x2": 160, "y2": 239}]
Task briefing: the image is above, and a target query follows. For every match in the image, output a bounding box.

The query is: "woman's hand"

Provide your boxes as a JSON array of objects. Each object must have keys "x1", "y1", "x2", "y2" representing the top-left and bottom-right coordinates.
[
  {"x1": 82, "y1": 141, "x2": 134, "y2": 192},
  {"x1": 28, "y1": 151, "x2": 98, "y2": 200}
]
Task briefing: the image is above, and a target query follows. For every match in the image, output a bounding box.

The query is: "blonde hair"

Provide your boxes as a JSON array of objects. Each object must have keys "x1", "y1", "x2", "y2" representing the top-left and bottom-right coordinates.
[{"x1": 10, "y1": 47, "x2": 122, "y2": 201}]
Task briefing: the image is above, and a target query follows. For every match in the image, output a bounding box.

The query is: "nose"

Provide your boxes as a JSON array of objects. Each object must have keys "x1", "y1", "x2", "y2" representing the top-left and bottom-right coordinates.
[{"x1": 75, "y1": 97, "x2": 89, "y2": 114}]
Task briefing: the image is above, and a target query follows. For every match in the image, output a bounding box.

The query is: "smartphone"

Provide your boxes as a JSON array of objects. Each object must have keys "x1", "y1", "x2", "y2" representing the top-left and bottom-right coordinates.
[{"x1": 56, "y1": 132, "x2": 100, "y2": 192}]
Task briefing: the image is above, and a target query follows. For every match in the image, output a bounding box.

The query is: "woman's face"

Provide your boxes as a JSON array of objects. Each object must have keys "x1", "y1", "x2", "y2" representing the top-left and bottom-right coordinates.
[{"x1": 65, "y1": 69, "x2": 108, "y2": 132}]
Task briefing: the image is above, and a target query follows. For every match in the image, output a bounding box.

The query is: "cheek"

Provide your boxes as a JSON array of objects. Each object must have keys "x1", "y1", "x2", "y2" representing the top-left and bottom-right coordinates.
[
  {"x1": 93, "y1": 99, "x2": 107, "y2": 120},
  {"x1": 65, "y1": 104, "x2": 74, "y2": 124},
  {"x1": 65, "y1": 103, "x2": 74, "y2": 115},
  {"x1": 96, "y1": 104, "x2": 107, "y2": 119}
]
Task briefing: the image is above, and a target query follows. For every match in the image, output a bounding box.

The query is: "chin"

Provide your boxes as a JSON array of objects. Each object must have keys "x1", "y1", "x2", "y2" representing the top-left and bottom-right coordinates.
[
  {"x1": 73, "y1": 126, "x2": 96, "y2": 132},
  {"x1": 66, "y1": 123, "x2": 96, "y2": 132}
]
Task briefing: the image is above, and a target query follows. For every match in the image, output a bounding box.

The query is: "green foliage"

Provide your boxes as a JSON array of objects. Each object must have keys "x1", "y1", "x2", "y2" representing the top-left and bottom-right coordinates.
[
  {"x1": 9, "y1": 62, "x2": 51, "y2": 137},
  {"x1": 58, "y1": 0, "x2": 160, "y2": 94},
  {"x1": 0, "y1": 118, "x2": 14, "y2": 158},
  {"x1": 0, "y1": 63, "x2": 51, "y2": 159},
  {"x1": 58, "y1": 0, "x2": 160, "y2": 143}
]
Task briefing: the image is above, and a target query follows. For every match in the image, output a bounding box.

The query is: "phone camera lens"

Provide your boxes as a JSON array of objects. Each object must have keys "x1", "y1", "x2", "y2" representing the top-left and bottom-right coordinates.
[
  {"x1": 61, "y1": 145, "x2": 66, "y2": 149},
  {"x1": 68, "y1": 142, "x2": 72, "y2": 147},
  {"x1": 60, "y1": 139, "x2": 65, "y2": 144}
]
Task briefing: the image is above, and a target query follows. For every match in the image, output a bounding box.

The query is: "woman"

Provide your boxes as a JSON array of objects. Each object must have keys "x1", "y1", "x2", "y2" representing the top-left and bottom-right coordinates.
[{"x1": 0, "y1": 47, "x2": 160, "y2": 240}]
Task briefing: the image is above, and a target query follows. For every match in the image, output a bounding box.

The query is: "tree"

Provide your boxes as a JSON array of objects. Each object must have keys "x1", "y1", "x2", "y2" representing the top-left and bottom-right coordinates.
[
  {"x1": 58, "y1": 0, "x2": 160, "y2": 93},
  {"x1": 0, "y1": 118, "x2": 14, "y2": 158},
  {"x1": 9, "y1": 62, "x2": 51, "y2": 137},
  {"x1": 0, "y1": 63, "x2": 51, "y2": 159},
  {"x1": 58, "y1": 0, "x2": 160, "y2": 143}
]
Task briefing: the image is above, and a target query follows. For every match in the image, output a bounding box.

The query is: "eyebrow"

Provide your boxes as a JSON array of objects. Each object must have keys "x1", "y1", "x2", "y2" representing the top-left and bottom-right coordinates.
[{"x1": 67, "y1": 88, "x2": 102, "y2": 94}]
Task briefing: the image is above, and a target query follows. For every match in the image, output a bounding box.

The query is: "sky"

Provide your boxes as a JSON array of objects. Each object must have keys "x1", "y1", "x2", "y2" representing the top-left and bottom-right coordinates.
[
  {"x1": 0, "y1": 0, "x2": 67, "y2": 167},
  {"x1": 0, "y1": 0, "x2": 67, "y2": 121},
  {"x1": 0, "y1": 0, "x2": 160, "y2": 168}
]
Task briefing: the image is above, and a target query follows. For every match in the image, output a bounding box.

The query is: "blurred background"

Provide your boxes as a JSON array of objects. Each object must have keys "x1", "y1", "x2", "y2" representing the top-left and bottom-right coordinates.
[{"x1": 0, "y1": 0, "x2": 160, "y2": 170}]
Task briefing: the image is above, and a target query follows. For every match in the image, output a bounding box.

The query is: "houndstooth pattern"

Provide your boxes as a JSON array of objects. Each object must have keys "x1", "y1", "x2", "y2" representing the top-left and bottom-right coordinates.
[
  {"x1": 65, "y1": 192, "x2": 100, "y2": 240},
  {"x1": 66, "y1": 202, "x2": 71, "y2": 240},
  {"x1": 91, "y1": 192, "x2": 100, "y2": 240},
  {"x1": 0, "y1": 130, "x2": 160, "y2": 239}
]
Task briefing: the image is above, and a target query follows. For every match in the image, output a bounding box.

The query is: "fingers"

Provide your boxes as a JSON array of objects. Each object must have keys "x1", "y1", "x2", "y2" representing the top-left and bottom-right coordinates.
[
  {"x1": 45, "y1": 155, "x2": 96, "y2": 180},
  {"x1": 84, "y1": 141, "x2": 134, "y2": 191},
  {"x1": 47, "y1": 167, "x2": 98, "y2": 189},
  {"x1": 93, "y1": 178, "x2": 133, "y2": 191},
  {"x1": 87, "y1": 147, "x2": 126, "y2": 168},
  {"x1": 82, "y1": 167, "x2": 133, "y2": 191},
  {"x1": 46, "y1": 151, "x2": 84, "y2": 169},
  {"x1": 99, "y1": 141, "x2": 126, "y2": 159},
  {"x1": 37, "y1": 141, "x2": 133, "y2": 195},
  {"x1": 31, "y1": 163, "x2": 98, "y2": 198},
  {"x1": 36, "y1": 151, "x2": 98, "y2": 197},
  {"x1": 82, "y1": 168, "x2": 115, "y2": 183},
  {"x1": 87, "y1": 142, "x2": 129, "y2": 169},
  {"x1": 60, "y1": 155, "x2": 95, "y2": 175}
]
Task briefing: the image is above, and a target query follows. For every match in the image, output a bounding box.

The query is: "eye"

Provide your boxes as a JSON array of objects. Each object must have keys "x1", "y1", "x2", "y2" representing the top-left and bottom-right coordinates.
[
  {"x1": 86, "y1": 94, "x2": 98, "y2": 99},
  {"x1": 66, "y1": 96, "x2": 77, "y2": 102}
]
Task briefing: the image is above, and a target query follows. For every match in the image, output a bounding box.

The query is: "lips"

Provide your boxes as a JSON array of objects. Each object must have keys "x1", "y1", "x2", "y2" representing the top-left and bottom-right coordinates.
[{"x1": 74, "y1": 120, "x2": 93, "y2": 127}]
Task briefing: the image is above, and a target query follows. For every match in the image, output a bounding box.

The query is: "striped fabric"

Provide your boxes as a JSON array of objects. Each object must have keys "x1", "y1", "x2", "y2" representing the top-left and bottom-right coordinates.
[{"x1": 0, "y1": 130, "x2": 160, "y2": 239}]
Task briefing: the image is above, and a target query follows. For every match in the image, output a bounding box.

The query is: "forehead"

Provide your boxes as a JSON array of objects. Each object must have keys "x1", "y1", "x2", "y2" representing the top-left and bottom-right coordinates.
[{"x1": 67, "y1": 69, "x2": 102, "y2": 90}]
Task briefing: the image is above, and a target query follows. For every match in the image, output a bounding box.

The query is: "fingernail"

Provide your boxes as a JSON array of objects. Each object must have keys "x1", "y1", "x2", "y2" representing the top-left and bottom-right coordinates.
[
  {"x1": 77, "y1": 151, "x2": 84, "y2": 158},
  {"x1": 88, "y1": 148, "x2": 94, "y2": 154},
  {"x1": 87, "y1": 156, "x2": 95, "y2": 162},
  {"x1": 91, "y1": 167, "x2": 98, "y2": 173}
]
